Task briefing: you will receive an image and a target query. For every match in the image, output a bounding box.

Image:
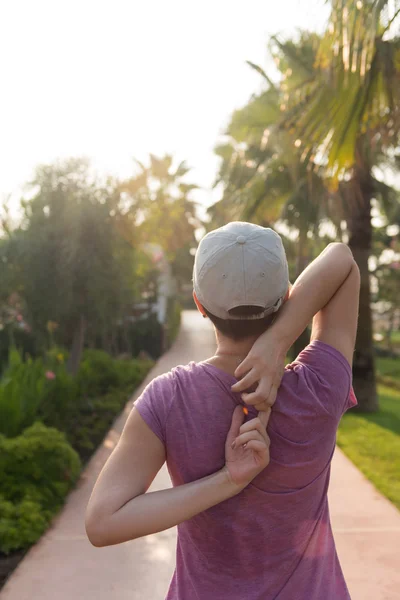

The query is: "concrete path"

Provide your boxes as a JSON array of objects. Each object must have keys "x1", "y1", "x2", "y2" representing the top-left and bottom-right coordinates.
[{"x1": 1, "y1": 310, "x2": 400, "y2": 600}]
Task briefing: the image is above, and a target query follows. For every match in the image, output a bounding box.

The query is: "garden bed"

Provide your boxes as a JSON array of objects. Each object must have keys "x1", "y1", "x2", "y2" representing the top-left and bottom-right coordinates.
[{"x1": 0, "y1": 350, "x2": 154, "y2": 591}]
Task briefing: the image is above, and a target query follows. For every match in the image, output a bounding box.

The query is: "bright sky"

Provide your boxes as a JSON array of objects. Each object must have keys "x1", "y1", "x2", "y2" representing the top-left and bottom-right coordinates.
[{"x1": 0, "y1": 0, "x2": 329, "y2": 217}]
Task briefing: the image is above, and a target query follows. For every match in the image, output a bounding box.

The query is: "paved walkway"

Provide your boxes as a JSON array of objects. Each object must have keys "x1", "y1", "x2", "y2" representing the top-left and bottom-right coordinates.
[{"x1": 2, "y1": 310, "x2": 400, "y2": 600}]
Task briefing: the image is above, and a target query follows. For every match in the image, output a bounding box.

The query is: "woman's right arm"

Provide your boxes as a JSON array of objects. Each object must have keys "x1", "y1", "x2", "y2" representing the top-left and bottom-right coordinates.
[{"x1": 232, "y1": 243, "x2": 360, "y2": 409}]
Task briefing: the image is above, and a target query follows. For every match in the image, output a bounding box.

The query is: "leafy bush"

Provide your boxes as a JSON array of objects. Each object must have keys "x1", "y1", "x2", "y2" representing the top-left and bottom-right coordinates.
[
  {"x1": 38, "y1": 369, "x2": 79, "y2": 433},
  {"x1": 0, "y1": 422, "x2": 81, "y2": 554},
  {"x1": 0, "y1": 325, "x2": 38, "y2": 375},
  {"x1": 75, "y1": 349, "x2": 152, "y2": 398},
  {"x1": 0, "y1": 497, "x2": 49, "y2": 555},
  {"x1": 0, "y1": 345, "x2": 152, "y2": 443},
  {"x1": 63, "y1": 389, "x2": 129, "y2": 462},
  {"x1": 39, "y1": 352, "x2": 153, "y2": 463},
  {"x1": 0, "y1": 322, "x2": 153, "y2": 560},
  {"x1": 0, "y1": 348, "x2": 48, "y2": 437},
  {"x1": 75, "y1": 349, "x2": 121, "y2": 397},
  {"x1": 113, "y1": 357, "x2": 153, "y2": 389}
]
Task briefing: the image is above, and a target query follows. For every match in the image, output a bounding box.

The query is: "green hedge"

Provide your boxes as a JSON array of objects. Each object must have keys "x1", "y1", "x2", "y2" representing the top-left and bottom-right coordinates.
[
  {"x1": 0, "y1": 339, "x2": 155, "y2": 561},
  {"x1": 0, "y1": 422, "x2": 81, "y2": 554},
  {"x1": 63, "y1": 389, "x2": 128, "y2": 461},
  {"x1": 38, "y1": 351, "x2": 153, "y2": 463},
  {"x1": 0, "y1": 325, "x2": 38, "y2": 375}
]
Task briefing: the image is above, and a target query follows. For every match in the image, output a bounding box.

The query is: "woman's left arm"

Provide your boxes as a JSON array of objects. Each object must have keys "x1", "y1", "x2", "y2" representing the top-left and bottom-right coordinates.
[{"x1": 85, "y1": 406, "x2": 245, "y2": 547}]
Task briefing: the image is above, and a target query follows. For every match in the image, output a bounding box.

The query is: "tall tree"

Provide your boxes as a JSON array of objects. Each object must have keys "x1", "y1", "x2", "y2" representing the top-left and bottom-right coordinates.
[
  {"x1": 3, "y1": 158, "x2": 139, "y2": 373},
  {"x1": 210, "y1": 39, "x2": 338, "y2": 358},
  {"x1": 121, "y1": 154, "x2": 201, "y2": 291},
  {"x1": 275, "y1": 0, "x2": 400, "y2": 410}
]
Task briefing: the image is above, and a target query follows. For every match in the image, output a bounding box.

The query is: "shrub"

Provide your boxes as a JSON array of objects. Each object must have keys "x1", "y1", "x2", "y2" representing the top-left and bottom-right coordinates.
[
  {"x1": 113, "y1": 357, "x2": 153, "y2": 389},
  {"x1": 0, "y1": 345, "x2": 81, "y2": 439},
  {"x1": 0, "y1": 342, "x2": 152, "y2": 464},
  {"x1": 0, "y1": 348, "x2": 47, "y2": 437},
  {"x1": 0, "y1": 422, "x2": 81, "y2": 554},
  {"x1": 75, "y1": 348, "x2": 152, "y2": 397},
  {"x1": 0, "y1": 497, "x2": 50, "y2": 554},
  {"x1": 37, "y1": 369, "x2": 79, "y2": 436},
  {"x1": 75, "y1": 349, "x2": 121, "y2": 397},
  {"x1": 39, "y1": 353, "x2": 153, "y2": 463},
  {"x1": 0, "y1": 325, "x2": 38, "y2": 375},
  {"x1": 63, "y1": 389, "x2": 128, "y2": 462}
]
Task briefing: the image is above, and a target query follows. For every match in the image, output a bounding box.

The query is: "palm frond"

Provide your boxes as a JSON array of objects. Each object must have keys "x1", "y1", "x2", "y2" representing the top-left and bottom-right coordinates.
[{"x1": 246, "y1": 61, "x2": 277, "y2": 89}]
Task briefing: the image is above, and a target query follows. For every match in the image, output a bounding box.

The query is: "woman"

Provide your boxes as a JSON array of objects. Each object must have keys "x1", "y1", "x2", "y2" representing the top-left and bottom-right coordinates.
[{"x1": 85, "y1": 222, "x2": 359, "y2": 599}]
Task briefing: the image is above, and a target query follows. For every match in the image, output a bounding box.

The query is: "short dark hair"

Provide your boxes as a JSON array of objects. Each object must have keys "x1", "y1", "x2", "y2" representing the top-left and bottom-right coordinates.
[{"x1": 203, "y1": 305, "x2": 276, "y2": 341}]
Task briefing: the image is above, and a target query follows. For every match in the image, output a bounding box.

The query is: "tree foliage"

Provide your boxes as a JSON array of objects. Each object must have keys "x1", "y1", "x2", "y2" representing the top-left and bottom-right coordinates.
[
  {"x1": 1, "y1": 158, "x2": 140, "y2": 373},
  {"x1": 211, "y1": 3, "x2": 400, "y2": 411},
  {"x1": 121, "y1": 154, "x2": 200, "y2": 289}
]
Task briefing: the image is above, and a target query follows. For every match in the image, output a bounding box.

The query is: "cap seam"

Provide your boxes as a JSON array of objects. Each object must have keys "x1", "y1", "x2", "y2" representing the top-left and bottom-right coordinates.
[
  {"x1": 251, "y1": 240, "x2": 285, "y2": 259},
  {"x1": 196, "y1": 241, "x2": 236, "y2": 280}
]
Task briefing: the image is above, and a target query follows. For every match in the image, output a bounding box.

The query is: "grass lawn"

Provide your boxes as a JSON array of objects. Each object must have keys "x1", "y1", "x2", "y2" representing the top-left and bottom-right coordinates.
[
  {"x1": 337, "y1": 382, "x2": 400, "y2": 510},
  {"x1": 376, "y1": 330, "x2": 400, "y2": 351},
  {"x1": 376, "y1": 357, "x2": 400, "y2": 378}
]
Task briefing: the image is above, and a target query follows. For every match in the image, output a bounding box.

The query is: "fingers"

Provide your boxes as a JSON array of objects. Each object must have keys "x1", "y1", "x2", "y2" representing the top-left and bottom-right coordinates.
[
  {"x1": 229, "y1": 405, "x2": 246, "y2": 434},
  {"x1": 242, "y1": 383, "x2": 277, "y2": 409},
  {"x1": 233, "y1": 429, "x2": 270, "y2": 449},
  {"x1": 267, "y1": 386, "x2": 278, "y2": 407},
  {"x1": 231, "y1": 369, "x2": 258, "y2": 393},
  {"x1": 241, "y1": 379, "x2": 271, "y2": 405},
  {"x1": 237, "y1": 415, "x2": 270, "y2": 444},
  {"x1": 225, "y1": 405, "x2": 245, "y2": 446},
  {"x1": 257, "y1": 409, "x2": 271, "y2": 429},
  {"x1": 242, "y1": 440, "x2": 268, "y2": 454},
  {"x1": 234, "y1": 357, "x2": 253, "y2": 380}
]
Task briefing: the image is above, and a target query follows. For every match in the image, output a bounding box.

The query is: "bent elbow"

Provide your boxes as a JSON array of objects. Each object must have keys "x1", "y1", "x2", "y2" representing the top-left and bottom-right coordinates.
[
  {"x1": 85, "y1": 511, "x2": 109, "y2": 548},
  {"x1": 328, "y1": 241, "x2": 353, "y2": 257}
]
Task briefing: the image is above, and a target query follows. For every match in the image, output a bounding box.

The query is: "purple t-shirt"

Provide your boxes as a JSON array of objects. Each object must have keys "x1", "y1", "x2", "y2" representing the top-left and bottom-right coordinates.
[{"x1": 135, "y1": 340, "x2": 356, "y2": 600}]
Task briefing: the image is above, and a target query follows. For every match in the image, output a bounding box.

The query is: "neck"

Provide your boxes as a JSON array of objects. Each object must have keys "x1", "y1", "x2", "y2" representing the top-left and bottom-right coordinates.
[
  {"x1": 215, "y1": 337, "x2": 257, "y2": 359},
  {"x1": 205, "y1": 333, "x2": 259, "y2": 377}
]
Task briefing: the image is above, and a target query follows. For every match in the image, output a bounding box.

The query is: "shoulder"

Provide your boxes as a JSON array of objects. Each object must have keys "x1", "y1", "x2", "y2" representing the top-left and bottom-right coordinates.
[
  {"x1": 133, "y1": 363, "x2": 202, "y2": 444},
  {"x1": 288, "y1": 340, "x2": 352, "y2": 373},
  {"x1": 135, "y1": 362, "x2": 199, "y2": 406},
  {"x1": 280, "y1": 340, "x2": 353, "y2": 419}
]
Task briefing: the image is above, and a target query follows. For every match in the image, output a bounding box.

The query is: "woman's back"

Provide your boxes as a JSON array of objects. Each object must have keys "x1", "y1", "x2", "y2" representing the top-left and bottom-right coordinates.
[{"x1": 135, "y1": 340, "x2": 356, "y2": 600}]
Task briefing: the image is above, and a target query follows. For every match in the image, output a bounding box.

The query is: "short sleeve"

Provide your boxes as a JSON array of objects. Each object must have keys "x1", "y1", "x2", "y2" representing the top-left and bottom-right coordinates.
[
  {"x1": 134, "y1": 371, "x2": 176, "y2": 445},
  {"x1": 288, "y1": 340, "x2": 355, "y2": 419}
]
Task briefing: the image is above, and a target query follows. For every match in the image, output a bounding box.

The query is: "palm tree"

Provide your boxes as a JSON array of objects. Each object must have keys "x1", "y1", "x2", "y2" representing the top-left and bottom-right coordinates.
[
  {"x1": 274, "y1": 0, "x2": 400, "y2": 411},
  {"x1": 210, "y1": 37, "x2": 343, "y2": 359},
  {"x1": 121, "y1": 154, "x2": 201, "y2": 291}
]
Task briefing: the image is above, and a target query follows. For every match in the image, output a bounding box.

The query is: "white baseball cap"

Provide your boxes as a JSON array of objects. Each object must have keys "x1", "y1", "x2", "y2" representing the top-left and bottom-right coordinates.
[{"x1": 193, "y1": 222, "x2": 289, "y2": 320}]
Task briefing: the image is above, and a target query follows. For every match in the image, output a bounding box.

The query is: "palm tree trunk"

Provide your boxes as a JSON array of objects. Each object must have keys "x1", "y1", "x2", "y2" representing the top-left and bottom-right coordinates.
[{"x1": 346, "y1": 169, "x2": 378, "y2": 412}]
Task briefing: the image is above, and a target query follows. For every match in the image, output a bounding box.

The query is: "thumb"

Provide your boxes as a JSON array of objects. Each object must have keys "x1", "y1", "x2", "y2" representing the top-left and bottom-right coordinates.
[{"x1": 226, "y1": 405, "x2": 245, "y2": 445}]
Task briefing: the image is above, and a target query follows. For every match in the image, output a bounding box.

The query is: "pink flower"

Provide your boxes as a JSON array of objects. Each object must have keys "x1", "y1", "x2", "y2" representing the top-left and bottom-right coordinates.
[{"x1": 45, "y1": 371, "x2": 56, "y2": 380}]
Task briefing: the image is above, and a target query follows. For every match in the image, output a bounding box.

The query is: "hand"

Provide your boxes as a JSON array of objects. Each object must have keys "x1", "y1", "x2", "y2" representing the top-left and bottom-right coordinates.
[
  {"x1": 223, "y1": 407, "x2": 271, "y2": 488},
  {"x1": 230, "y1": 331, "x2": 286, "y2": 412}
]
